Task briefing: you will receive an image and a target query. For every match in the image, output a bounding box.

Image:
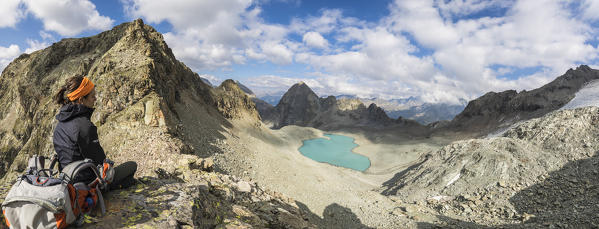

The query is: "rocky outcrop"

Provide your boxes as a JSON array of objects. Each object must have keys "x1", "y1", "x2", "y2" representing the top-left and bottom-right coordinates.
[
  {"x1": 0, "y1": 19, "x2": 309, "y2": 228},
  {"x1": 272, "y1": 82, "x2": 321, "y2": 128},
  {"x1": 0, "y1": 19, "x2": 262, "y2": 181},
  {"x1": 0, "y1": 156, "x2": 317, "y2": 228},
  {"x1": 446, "y1": 65, "x2": 599, "y2": 136},
  {"x1": 382, "y1": 106, "x2": 599, "y2": 227},
  {"x1": 263, "y1": 82, "x2": 425, "y2": 131},
  {"x1": 213, "y1": 79, "x2": 260, "y2": 120}
]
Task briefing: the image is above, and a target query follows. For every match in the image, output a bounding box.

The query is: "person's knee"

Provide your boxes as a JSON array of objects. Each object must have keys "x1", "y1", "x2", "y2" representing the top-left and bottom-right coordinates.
[
  {"x1": 116, "y1": 161, "x2": 137, "y2": 177},
  {"x1": 125, "y1": 161, "x2": 137, "y2": 174}
]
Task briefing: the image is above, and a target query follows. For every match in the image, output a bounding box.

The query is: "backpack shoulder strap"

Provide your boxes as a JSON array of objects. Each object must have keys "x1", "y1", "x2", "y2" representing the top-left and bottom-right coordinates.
[
  {"x1": 27, "y1": 155, "x2": 44, "y2": 175},
  {"x1": 48, "y1": 154, "x2": 59, "y2": 172},
  {"x1": 27, "y1": 154, "x2": 61, "y2": 177},
  {"x1": 61, "y1": 159, "x2": 104, "y2": 186}
]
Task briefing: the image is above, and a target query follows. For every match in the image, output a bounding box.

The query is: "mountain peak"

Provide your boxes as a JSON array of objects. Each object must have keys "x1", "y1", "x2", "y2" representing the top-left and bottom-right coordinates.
[
  {"x1": 576, "y1": 64, "x2": 592, "y2": 72},
  {"x1": 285, "y1": 81, "x2": 318, "y2": 97},
  {"x1": 273, "y1": 81, "x2": 320, "y2": 128},
  {"x1": 0, "y1": 19, "x2": 259, "y2": 180}
]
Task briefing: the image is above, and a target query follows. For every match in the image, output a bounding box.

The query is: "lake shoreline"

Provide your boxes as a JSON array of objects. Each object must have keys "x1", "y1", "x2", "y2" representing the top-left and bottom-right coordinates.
[{"x1": 298, "y1": 133, "x2": 371, "y2": 172}]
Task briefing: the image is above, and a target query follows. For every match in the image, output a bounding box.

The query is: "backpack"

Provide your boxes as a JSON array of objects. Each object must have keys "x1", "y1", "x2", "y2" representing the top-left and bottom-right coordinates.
[{"x1": 2, "y1": 155, "x2": 107, "y2": 229}]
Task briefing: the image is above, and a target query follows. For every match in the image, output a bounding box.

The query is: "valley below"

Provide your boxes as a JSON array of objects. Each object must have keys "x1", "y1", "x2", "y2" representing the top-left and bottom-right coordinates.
[{"x1": 212, "y1": 122, "x2": 448, "y2": 228}]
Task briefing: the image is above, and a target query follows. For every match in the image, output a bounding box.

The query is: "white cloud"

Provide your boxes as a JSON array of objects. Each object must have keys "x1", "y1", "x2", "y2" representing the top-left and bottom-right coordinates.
[
  {"x1": 261, "y1": 42, "x2": 294, "y2": 64},
  {"x1": 244, "y1": 75, "x2": 324, "y2": 97},
  {"x1": 39, "y1": 31, "x2": 54, "y2": 40},
  {"x1": 581, "y1": 0, "x2": 599, "y2": 21},
  {"x1": 123, "y1": 0, "x2": 251, "y2": 32},
  {"x1": 388, "y1": 0, "x2": 459, "y2": 49},
  {"x1": 0, "y1": 45, "x2": 21, "y2": 73},
  {"x1": 121, "y1": 0, "x2": 599, "y2": 104},
  {"x1": 435, "y1": 0, "x2": 514, "y2": 20},
  {"x1": 0, "y1": 0, "x2": 26, "y2": 28},
  {"x1": 124, "y1": 0, "x2": 297, "y2": 69},
  {"x1": 290, "y1": 9, "x2": 344, "y2": 34},
  {"x1": 302, "y1": 31, "x2": 329, "y2": 49},
  {"x1": 23, "y1": 0, "x2": 114, "y2": 36},
  {"x1": 372, "y1": 0, "x2": 598, "y2": 102}
]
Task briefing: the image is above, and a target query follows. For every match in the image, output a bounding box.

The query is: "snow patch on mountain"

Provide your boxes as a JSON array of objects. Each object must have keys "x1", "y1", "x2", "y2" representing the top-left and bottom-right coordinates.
[{"x1": 560, "y1": 80, "x2": 599, "y2": 110}]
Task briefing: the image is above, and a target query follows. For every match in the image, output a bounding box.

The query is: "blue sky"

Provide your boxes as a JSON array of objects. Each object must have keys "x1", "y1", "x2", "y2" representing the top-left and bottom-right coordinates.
[{"x1": 1, "y1": 0, "x2": 599, "y2": 104}]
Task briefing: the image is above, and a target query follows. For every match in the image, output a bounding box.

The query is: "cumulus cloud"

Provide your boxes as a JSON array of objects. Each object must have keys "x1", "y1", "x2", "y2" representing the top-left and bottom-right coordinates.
[
  {"x1": 0, "y1": 45, "x2": 22, "y2": 72},
  {"x1": 288, "y1": 0, "x2": 598, "y2": 103},
  {"x1": 581, "y1": 0, "x2": 599, "y2": 21},
  {"x1": 302, "y1": 31, "x2": 329, "y2": 49},
  {"x1": 294, "y1": 0, "x2": 594, "y2": 103},
  {"x1": 121, "y1": 0, "x2": 599, "y2": 104},
  {"x1": 123, "y1": 0, "x2": 297, "y2": 69},
  {"x1": 23, "y1": 0, "x2": 114, "y2": 36},
  {"x1": 0, "y1": 0, "x2": 26, "y2": 28},
  {"x1": 39, "y1": 31, "x2": 54, "y2": 40},
  {"x1": 435, "y1": 0, "x2": 514, "y2": 20},
  {"x1": 290, "y1": 9, "x2": 345, "y2": 34},
  {"x1": 244, "y1": 75, "x2": 324, "y2": 97}
]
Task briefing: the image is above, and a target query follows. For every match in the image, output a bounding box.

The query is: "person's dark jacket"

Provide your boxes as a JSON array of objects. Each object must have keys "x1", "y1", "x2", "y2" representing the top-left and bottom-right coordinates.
[{"x1": 53, "y1": 103, "x2": 106, "y2": 183}]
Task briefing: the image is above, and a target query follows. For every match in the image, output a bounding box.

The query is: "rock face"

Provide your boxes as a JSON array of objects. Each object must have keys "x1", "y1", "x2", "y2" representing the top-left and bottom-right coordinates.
[
  {"x1": 262, "y1": 82, "x2": 425, "y2": 130},
  {"x1": 272, "y1": 82, "x2": 321, "y2": 128},
  {"x1": 382, "y1": 106, "x2": 599, "y2": 227},
  {"x1": 0, "y1": 19, "x2": 261, "y2": 180},
  {"x1": 0, "y1": 19, "x2": 310, "y2": 228},
  {"x1": 446, "y1": 65, "x2": 599, "y2": 135}
]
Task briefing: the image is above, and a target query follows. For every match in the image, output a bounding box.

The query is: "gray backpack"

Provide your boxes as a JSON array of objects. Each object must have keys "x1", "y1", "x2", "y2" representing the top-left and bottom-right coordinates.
[{"x1": 2, "y1": 155, "x2": 107, "y2": 229}]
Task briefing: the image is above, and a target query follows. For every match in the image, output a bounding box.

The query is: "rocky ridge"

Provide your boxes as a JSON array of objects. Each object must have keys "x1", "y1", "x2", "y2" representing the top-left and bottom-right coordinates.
[
  {"x1": 445, "y1": 65, "x2": 599, "y2": 136},
  {"x1": 0, "y1": 19, "x2": 259, "y2": 180},
  {"x1": 0, "y1": 19, "x2": 303, "y2": 228},
  {"x1": 381, "y1": 106, "x2": 599, "y2": 227}
]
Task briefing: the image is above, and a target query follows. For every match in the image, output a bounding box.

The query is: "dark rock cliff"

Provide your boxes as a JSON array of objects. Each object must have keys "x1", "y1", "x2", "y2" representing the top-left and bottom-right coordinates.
[
  {"x1": 261, "y1": 82, "x2": 424, "y2": 130},
  {"x1": 446, "y1": 65, "x2": 599, "y2": 136}
]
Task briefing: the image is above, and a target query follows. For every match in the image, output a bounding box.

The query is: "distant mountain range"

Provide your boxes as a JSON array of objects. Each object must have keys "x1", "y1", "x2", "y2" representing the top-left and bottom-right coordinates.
[
  {"x1": 336, "y1": 95, "x2": 468, "y2": 124},
  {"x1": 256, "y1": 93, "x2": 467, "y2": 125},
  {"x1": 251, "y1": 65, "x2": 599, "y2": 137}
]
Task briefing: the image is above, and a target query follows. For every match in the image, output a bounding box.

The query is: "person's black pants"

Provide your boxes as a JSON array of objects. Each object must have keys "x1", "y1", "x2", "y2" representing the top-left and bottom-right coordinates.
[{"x1": 108, "y1": 161, "x2": 137, "y2": 190}]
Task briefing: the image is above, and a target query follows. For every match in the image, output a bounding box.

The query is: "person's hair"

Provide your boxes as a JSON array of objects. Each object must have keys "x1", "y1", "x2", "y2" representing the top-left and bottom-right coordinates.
[{"x1": 53, "y1": 75, "x2": 89, "y2": 105}]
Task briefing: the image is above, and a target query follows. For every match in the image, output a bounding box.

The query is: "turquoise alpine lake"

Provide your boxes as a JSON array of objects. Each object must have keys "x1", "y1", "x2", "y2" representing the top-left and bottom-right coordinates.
[{"x1": 299, "y1": 134, "x2": 371, "y2": 171}]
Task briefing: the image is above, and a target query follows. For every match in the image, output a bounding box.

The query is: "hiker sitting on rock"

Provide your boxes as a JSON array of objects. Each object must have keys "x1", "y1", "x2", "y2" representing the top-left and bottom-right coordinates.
[{"x1": 53, "y1": 75, "x2": 137, "y2": 190}]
